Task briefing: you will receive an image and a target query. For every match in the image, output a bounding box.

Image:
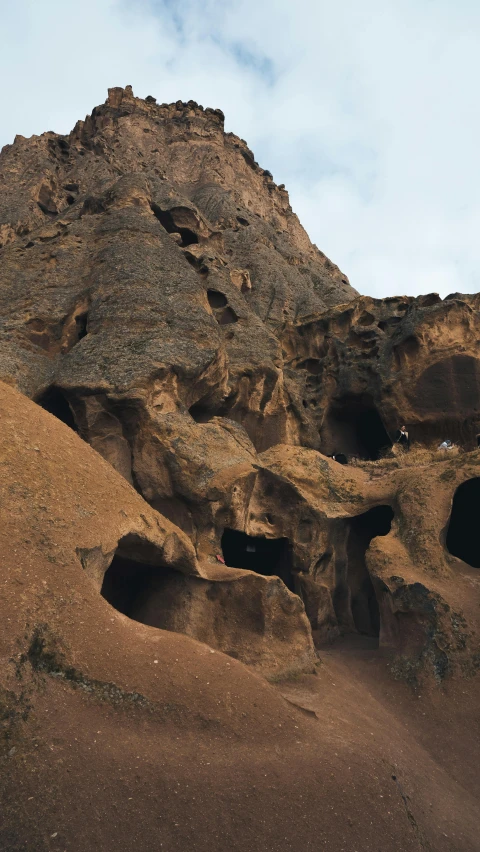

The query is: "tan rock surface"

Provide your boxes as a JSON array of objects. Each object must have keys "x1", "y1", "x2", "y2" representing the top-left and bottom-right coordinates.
[
  {"x1": 1, "y1": 383, "x2": 479, "y2": 852},
  {"x1": 1, "y1": 87, "x2": 480, "y2": 851}
]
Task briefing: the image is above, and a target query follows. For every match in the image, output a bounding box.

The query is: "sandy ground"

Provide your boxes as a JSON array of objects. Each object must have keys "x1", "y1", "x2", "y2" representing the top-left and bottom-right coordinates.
[{"x1": 2, "y1": 633, "x2": 479, "y2": 852}]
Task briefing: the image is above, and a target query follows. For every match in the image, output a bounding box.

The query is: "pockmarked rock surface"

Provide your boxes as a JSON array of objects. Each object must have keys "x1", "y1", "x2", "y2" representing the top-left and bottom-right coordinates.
[{"x1": 1, "y1": 88, "x2": 480, "y2": 852}]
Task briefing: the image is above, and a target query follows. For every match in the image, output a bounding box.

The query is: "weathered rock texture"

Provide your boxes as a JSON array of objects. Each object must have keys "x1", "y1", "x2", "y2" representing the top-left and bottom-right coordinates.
[
  {"x1": 2, "y1": 383, "x2": 479, "y2": 852},
  {"x1": 1, "y1": 87, "x2": 480, "y2": 852},
  {"x1": 0, "y1": 87, "x2": 480, "y2": 679}
]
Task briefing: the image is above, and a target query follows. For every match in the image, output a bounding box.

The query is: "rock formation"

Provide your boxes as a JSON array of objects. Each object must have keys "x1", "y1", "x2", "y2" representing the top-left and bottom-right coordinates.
[{"x1": 1, "y1": 87, "x2": 479, "y2": 851}]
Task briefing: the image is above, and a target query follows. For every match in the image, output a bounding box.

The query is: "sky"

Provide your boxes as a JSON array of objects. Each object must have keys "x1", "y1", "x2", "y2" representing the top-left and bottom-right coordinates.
[{"x1": 1, "y1": 0, "x2": 480, "y2": 299}]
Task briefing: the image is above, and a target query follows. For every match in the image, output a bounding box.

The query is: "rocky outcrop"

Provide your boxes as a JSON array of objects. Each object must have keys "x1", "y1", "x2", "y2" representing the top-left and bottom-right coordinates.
[
  {"x1": 0, "y1": 383, "x2": 315, "y2": 679},
  {"x1": 283, "y1": 292, "x2": 480, "y2": 454},
  {"x1": 1, "y1": 87, "x2": 480, "y2": 852},
  {"x1": 0, "y1": 86, "x2": 479, "y2": 681}
]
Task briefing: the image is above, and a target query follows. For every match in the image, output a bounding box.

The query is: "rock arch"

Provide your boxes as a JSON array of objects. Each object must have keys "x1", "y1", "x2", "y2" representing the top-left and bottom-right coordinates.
[{"x1": 333, "y1": 505, "x2": 394, "y2": 638}]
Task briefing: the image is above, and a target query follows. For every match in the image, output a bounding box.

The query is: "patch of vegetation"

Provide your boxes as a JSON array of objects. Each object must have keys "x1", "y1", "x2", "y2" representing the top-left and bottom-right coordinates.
[
  {"x1": 0, "y1": 687, "x2": 32, "y2": 751},
  {"x1": 13, "y1": 625, "x2": 154, "y2": 711},
  {"x1": 390, "y1": 655, "x2": 420, "y2": 687},
  {"x1": 351, "y1": 443, "x2": 468, "y2": 474}
]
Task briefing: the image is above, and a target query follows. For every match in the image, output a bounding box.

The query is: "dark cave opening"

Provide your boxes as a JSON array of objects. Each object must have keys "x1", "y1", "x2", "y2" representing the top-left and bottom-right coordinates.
[
  {"x1": 324, "y1": 396, "x2": 392, "y2": 460},
  {"x1": 207, "y1": 289, "x2": 228, "y2": 309},
  {"x1": 189, "y1": 401, "x2": 215, "y2": 422},
  {"x1": 75, "y1": 312, "x2": 88, "y2": 342},
  {"x1": 218, "y1": 306, "x2": 238, "y2": 325},
  {"x1": 334, "y1": 505, "x2": 394, "y2": 638},
  {"x1": 446, "y1": 478, "x2": 480, "y2": 568},
  {"x1": 177, "y1": 228, "x2": 198, "y2": 247},
  {"x1": 349, "y1": 505, "x2": 393, "y2": 636},
  {"x1": 150, "y1": 204, "x2": 199, "y2": 247},
  {"x1": 101, "y1": 555, "x2": 155, "y2": 617},
  {"x1": 100, "y1": 550, "x2": 182, "y2": 631},
  {"x1": 221, "y1": 528, "x2": 296, "y2": 592},
  {"x1": 36, "y1": 387, "x2": 78, "y2": 432},
  {"x1": 356, "y1": 409, "x2": 391, "y2": 460}
]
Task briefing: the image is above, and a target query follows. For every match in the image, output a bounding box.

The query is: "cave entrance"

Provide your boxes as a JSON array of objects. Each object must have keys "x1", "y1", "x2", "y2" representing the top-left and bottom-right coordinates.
[
  {"x1": 335, "y1": 505, "x2": 394, "y2": 638},
  {"x1": 150, "y1": 204, "x2": 199, "y2": 247},
  {"x1": 323, "y1": 396, "x2": 392, "y2": 460},
  {"x1": 221, "y1": 529, "x2": 296, "y2": 592},
  {"x1": 446, "y1": 478, "x2": 480, "y2": 568},
  {"x1": 100, "y1": 546, "x2": 180, "y2": 629},
  {"x1": 36, "y1": 387, "x2": 78, "y2": 432}
]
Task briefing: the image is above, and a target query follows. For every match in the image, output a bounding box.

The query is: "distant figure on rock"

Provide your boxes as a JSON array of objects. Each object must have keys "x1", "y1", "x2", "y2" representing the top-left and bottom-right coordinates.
[
  {"x1": 438, "y1": 439, "x2": 454, "y2": 450},
  {"x1": 394, "y1": 425, "x2": 410, "y2": 450},
  {"x1": 332, "y1": 453, "x2": 348, "y2": 465}
]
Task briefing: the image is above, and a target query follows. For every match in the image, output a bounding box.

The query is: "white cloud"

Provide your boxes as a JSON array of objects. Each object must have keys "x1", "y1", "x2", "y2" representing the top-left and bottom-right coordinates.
[{"x1": 1, "y1": 0, "x2": 480, "y2": 298}]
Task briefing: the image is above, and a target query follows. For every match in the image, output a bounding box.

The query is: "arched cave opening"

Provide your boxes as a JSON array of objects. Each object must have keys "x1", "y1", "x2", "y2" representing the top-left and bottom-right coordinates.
[
  {"x1": 221, "y1": 528, "x2": 296, "y2": 592},
  {"x1": 36, "y1": 387, "x2": 78, "y2": 432},
  {"x1": 100, "y1": 536, "x2": 185, "y2": 630},
  {"x1": 324, "y1": 396, "x2": 392, "y2": 460},
  {"x1": 207, "y1": 289, "x2": 228, "y2": 309},
  {"x1": 446, "y1": 478, "x2": 480, "y2": 568},
  {"x1": 335, "y1": 505, "x2": 394, "y2": 638},
  {"x1": 101, "y1": 554, "x2": 176, "y2": 624}
]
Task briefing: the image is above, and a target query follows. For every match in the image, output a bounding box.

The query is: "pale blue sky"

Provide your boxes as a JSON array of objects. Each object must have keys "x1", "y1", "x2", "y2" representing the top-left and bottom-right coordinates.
[{"x1": 1, "y1": 0, "x2": 480, "y2": 299}]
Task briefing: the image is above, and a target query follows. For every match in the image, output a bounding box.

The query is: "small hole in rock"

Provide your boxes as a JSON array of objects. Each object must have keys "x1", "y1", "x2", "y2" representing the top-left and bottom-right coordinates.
[
  {"x1": 150, "y1": 204, "x2": 198, "y2": 247},
  {"x1": 75, "y1": 312, "x2": 88, "y2": 342},
  {"x1": 207, "y1": 290, "x2": 228, "y2": 309},
  {"x1": 218, "y1": 306, "x2": 238, "y2": 325}
]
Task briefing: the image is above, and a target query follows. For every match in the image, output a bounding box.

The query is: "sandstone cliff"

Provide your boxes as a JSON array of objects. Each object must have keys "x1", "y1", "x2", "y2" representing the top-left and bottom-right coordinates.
[{"x1": 1, "y1": 87, "x2": 479, "y2": 852}]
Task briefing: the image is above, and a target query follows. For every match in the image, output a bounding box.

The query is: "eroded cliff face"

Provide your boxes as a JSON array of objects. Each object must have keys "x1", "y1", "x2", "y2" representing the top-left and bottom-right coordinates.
[
  {"x1": 1, "y1": 86, "x2": 480, "y2": 852},
  {"x1": 0, "y1": 86, "x2": 479, "y2": 684}
]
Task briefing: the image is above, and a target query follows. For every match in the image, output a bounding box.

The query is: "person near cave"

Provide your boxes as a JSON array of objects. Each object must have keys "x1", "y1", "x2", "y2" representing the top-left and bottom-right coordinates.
[
  {"x1": 394, "y1": 425, "x2": 410, "y2": 450},
  {"x1": 438, "y1": 439, "x2": 454, "y2": 450}
]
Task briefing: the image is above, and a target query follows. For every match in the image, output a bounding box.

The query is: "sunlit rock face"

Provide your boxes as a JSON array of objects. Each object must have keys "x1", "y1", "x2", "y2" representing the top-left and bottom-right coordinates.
[{"x1": 0, "y1": 86, "x2": 479, "y2": 677}]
